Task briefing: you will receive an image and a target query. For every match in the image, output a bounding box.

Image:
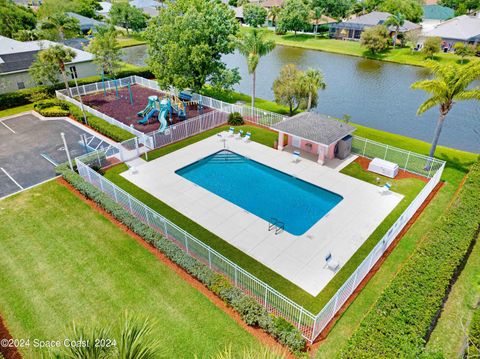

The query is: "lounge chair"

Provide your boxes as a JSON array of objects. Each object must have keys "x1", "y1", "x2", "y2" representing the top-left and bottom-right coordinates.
[
  {"x1": 234, "y1": 130, "x2": 244, "y2": 140},
  {"x1": 228, "y1": 127, "x2": 235, "y2": 137},
  {"x1": 242, "y1": 132, "x2": 251, "y2": 142},
  {"x1": 325, "y1": 252, "x2": 340, "y2": 272},
  {"x1": 380, "y1": 182, "x2": 392, "y2": 194},
  {"x1": 292, "y1": 150, "x2": 301, "y2": 163}
]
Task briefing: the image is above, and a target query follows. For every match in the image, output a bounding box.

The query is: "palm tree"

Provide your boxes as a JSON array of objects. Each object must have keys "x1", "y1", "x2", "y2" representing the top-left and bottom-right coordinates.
[
  {"x1": 41, "y1": 12, "x2": 80, "y2": 41},
  {"x1": 301, "y1": 68, "x2": 326, "y2": 111},
  {"x1": 233, "y1": 29, "x2": 276, "y2": 109},
  {"x1": 268, "y1": 6, "x2": 281, "y2": 31},
  {"x1": 384, "y1": 12, "x2": 405, "y2": 49},
  {"x1": 312, "y1": 7, "x2": 323, "y2": 38},
  {"x1": 40, "y1": 45, "x2": 76, "y2": 94},
  {"x1": 88, "y1": 25, "x2": 122, "y2": 76},
  {"x1": 411, "y1": 62, "x2": 480, "y2": 159}
]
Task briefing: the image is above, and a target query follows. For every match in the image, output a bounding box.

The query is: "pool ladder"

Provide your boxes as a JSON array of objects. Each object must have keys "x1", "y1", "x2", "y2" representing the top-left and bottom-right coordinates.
[{"x1": 268, "y1": 218, "x2": 284, "y2": 235}]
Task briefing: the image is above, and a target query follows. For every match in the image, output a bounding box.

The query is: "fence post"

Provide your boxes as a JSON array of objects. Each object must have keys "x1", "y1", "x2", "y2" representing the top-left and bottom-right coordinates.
[
  {"x1": 404, "y1": 152, "x2": 411, "y2": 171},
  {"x1": 362, "y1": 138, "x2": 368, "y2": 156},
  {"x1": 234, "y1": 266, "x2": 238, "y2": 286},
  {"x1": 208, "y1": 250, "x2": 212, "y2": 268},
  {"x1": 135, "y1": 137, "x2": 140, "y2": 157},
  {"x1": 264, "y1": 287, "x2": 268, "y2": 306},
  {"x1": 297, "y1": 309, "x2": 304, "y2": 329},
  {"x1": 127, "y1": 195, "x2": 133, "y2": 214},
  {"x1": 184, "y1": 232, "x2": 189, "y2": 253},
  {"x1": 384, "y1": 145, "x2": 389, "y2": 160},
  {"x1": 163, "y1": 220, "x2": 168, "y2": 236}
]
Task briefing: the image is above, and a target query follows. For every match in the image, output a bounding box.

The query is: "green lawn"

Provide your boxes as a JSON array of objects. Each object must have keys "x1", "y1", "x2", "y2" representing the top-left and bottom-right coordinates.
[
  {"x1": 0, "y1": 182, "x2": 260, "y2": 357},
  {"x1": 245, "y1": 28, "x2": 479, "y2": 68},
  {"x1": 116, "y1": 34, "x2": 147, "y2": 48},
  {"x1": 0, "y1": 103, "x2": 34, "y2": 118},
  {"x1": 425, "y1": 233, "x2": 480, "y2": 357}
]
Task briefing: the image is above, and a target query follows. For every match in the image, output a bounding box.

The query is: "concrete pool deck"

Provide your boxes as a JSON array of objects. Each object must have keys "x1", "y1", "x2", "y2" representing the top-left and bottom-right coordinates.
[{"x1": 121, "y1": 133, "x2": 403, "y2": 296}]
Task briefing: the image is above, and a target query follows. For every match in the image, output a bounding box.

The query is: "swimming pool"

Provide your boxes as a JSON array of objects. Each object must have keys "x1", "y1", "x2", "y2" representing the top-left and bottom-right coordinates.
[{"x1": 176, "y1": 150, "x2": 343, "y2": 236}]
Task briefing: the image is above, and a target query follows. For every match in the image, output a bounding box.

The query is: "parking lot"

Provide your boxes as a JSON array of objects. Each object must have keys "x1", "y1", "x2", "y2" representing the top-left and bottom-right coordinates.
[{"x1": 0, "y1": 113, "x2": 111, "y2": 199}]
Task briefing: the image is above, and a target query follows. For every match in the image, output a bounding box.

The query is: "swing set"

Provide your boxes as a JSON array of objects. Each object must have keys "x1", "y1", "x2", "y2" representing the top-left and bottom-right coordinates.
[{"x1": 101, "y1": 72, "x2": 134, "y2": 106}]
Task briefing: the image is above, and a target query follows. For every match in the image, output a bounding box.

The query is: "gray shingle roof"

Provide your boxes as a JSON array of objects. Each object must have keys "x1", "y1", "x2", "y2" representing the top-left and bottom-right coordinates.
[
  {"x1": 333, "y1": 11, "x2": 420, "y2": 32},
  {"x1": 271, "y1": 112, "x2": 356, "y2": 146},
  {"x1": 0, "y1": 51, "x2": 38, "y2": 74},
  {"x1": 424, "y1": 15, "x2": 480, "y2": 41}
]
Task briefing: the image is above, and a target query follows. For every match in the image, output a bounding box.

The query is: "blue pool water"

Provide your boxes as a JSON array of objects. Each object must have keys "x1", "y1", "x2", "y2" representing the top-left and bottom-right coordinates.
[{"x1": 175, "y1": 150, "x2": 343, "y2": 236}]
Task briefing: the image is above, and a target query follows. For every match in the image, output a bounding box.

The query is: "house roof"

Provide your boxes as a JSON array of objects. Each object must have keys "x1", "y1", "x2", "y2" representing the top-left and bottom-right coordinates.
[
  {"x1": 97, "y1": 1, "x2": 111, "y2": 15},
  {"x1": 66, "y1": 12, "x2": 106, "y2": 31},
  {"x1": 130, "y1": 0, "x2": 160, "y2": 9},
  {"x1": 0, "y1": 36, "x2": 94, "y2": 74},
  {"x1": 271, "y1": 112, "x2": 356, "y2": 146},
  {"x1": 423, "y1": 5, "x2": 454, "y2": 20},
  {"x1": 262, "y1": 0, "x2": 284, "y2": 8},
  {"x1": 333, "y1": 11, "x2": 420, "y2": 32},
  {"x1": 424, "y1": 15, "x2": 480, "y2": 40}
]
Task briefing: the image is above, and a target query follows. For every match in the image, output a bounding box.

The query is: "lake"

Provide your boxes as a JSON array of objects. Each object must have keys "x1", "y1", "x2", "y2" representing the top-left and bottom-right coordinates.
[{"x1": 122, "y1": 44, "x2": 480, "y2": 152}]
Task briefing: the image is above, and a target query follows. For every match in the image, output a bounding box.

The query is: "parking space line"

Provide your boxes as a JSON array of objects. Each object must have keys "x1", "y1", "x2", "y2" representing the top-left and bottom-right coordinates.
[
  {"x1": 0, "y1": 167, "x2": 23, "y2": 190},
  {"x1": 0, "y1": 120, "x2": 16, "y2": 134}
]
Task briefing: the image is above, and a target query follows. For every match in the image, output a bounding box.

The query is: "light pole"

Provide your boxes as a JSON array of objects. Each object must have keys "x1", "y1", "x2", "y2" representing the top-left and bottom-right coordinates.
[{"x1": 61, "y1": 132, "x2": 74, "y2": 171}]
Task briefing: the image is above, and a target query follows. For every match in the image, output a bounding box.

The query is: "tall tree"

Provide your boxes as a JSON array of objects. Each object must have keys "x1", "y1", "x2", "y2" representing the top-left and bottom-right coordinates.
[
  {"x1": 301, "y1": 68, "x2": 326, "y2": 111},
  {"x1": 379, "y1": 0, "x2": 423, "y2": 23},
  {"x1": 411, "y1": 62, "x2": 480, "y2": 158},
  {"x1": 311, "y1": 7, "x2": 324, "y2": 37},
  {"x1": 384, "y1": 12, "x2": 405, "y2": 48},
  {"x1": 145, "y1": 0, "x2": 240, "y2": 91},
  {"x1": 243, "y1": 4, "x2": 267, "y2": 28},
  {"x1": 88, "y1": 25, "x2": 122, "y2": 76},
  {"x1": 360, "y1": 25, "x2": 390, "y2": 54},
  {"x1": 40, "y1": 12, "x2": 80, "y2": 41},
  {"x1": 233, "y1": 29, "x2": 276, "y2": 108},
  {"x1": 311, "y1": 0, "x2": 355, "y2": 19},
  {"x1": 29, "y1": 45, "x2": 76, "y2": 93},
  {"x1": 277, "y1": 0, "x2": 309, "y2": 36},
  {"x1": 0, "y1": 0, "x2": 37, "y2": 38},
  {"x1": 422, "y1": 36, "x2": 441, "y2": 59},
  {"x1": 273, "y1": 64, "x2": 308, "y2": 115},
  {"x1": 109, "y1": 2, "x2": 147, "y2": 34},
  {"x1": 453, "y1": 43, "x2": 476, "y2": 64},
  {"x1": 269, "y1": 6, "x2": 281, "y2": 31}
]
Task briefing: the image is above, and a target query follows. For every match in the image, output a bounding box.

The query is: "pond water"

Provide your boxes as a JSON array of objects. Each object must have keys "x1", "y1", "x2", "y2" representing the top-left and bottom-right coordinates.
[{"x1": 122, "y1": 44, "x2": 480, "y2": 152}]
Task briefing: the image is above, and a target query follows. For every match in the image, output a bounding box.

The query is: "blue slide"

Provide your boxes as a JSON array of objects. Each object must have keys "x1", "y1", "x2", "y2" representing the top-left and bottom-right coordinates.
[
  {"x1": 138, "y1": 107, "x2": 158, "y2": 125},
  {"x1": 158, "y1": 108, "x2": 168, "y2": 132}
]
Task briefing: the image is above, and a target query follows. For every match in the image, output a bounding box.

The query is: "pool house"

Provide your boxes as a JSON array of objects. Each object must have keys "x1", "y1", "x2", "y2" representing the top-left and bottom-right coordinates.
[{"x1": 271, "y1": 112, "x2": 356, "y2": 165}]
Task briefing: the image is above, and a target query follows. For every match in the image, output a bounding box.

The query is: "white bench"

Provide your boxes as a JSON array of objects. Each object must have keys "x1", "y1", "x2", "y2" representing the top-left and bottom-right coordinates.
[{"x1": 368, "y1": 158, "x2": 399, "y2": 178}]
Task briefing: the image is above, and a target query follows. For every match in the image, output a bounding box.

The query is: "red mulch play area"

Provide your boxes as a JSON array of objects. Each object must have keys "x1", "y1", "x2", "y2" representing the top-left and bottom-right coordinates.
[{"x1": 81, "y1": 85, "x2": 214, "y2": 134}]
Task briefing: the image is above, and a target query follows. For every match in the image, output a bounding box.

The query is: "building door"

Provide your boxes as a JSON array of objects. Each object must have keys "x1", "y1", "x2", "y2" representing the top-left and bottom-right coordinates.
[{"x1": 292, "y1": 136, "x2": 301, "y2": 148}]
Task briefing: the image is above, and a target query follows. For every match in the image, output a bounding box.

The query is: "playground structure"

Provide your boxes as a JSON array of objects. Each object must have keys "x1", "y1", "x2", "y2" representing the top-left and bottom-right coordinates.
[{"x1": 102, "y1": 73, "x2": 134, "y2": 106}]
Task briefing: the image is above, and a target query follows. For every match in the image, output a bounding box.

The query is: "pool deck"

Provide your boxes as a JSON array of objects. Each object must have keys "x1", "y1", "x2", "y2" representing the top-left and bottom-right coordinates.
[{"x1": 121, "y1": 133, "x2": 403, "y2": 296}]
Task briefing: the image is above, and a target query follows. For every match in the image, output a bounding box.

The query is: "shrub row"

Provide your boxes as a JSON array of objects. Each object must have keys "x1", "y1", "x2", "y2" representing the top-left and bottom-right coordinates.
[
  {"x1": 343, "y1": 160, "x2": 480, "y2": 358},
  {"x1": 467, "y1": 308, "x2": 480, "y2": 357},
  {"x1": 34, "y1": 99, "x2": 135, "y2": 143},
  {"x1": 0, "y1": 66, "x2": 153, "y2": 111},
  {"x1": 56, "y1": 165, "x2": 307, "y2": 353}
]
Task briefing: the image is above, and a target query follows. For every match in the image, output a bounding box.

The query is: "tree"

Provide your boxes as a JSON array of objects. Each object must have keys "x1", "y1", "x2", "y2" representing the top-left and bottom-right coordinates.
[
  {"x1": 311, "y1": 7, "x2": 324, "y2": 37},
  {"x1": 384, "y1": 12, "x2": 405, "y2": 48},
  {"x1": 411, "y1": 62, "x2": 480, "y2": 158},
  {"x1": 88, "y1": 26, "x2": 122, "y2": 76},
  {"x1": 454, "y1": 42, "x2": 475, "y2": 64},
  {"x1": 273, "y1": 64, "x2": 309, "y2": 115},
  {"x1": 145, "y1": 0, "x2": 240, "y2": 92},
  {"x1": 40, "y1": 12, "x2": 81, "y2": 41},
  {"x1": 109, "y1": 2, "x2": 147, "y2": 34},
  {"x1": 269, "y1": 6, "x2": 281, "y2": 31},
  {"x1": 379, "y1": 0, "x2": 423, "y2": 23},
  {"x1": 300, "y1": 68, "x2": 326, "y2": 111},
  {"x1": 360, "y1": 25, "x2": 390, "y2": 54},
  {"x1": 13, "y1": 29, "x2": 40, "y2": 41},
  {"x1": 422, "y1": 36, "x2": 441, "y2": 59},
  {"x1": 233, "y1": 29, "x2": 275, "y2": 109},
  {"x1": 38, "y1": 0, "x2": 102, "y2": 20},
  {"x1": 29, "y1": 45, "x2": 76, "y2": 94},
  {"x1": 311, "y1": 0, "x2": 355, "y2": 19},
  {"x1": 404, "y1": 29, "x2": 420, "y2": 52},
  {"x1": 244, "y1": 4, "x2": 267, "y2": 28},
  {"x1": 439, "y1": 0, "x2": 479, "y2": 15},
  {"x1": 0, "y1": 0, "x2": 37, "y2": 38},
  {"x1": 277, "y1": 0, "x2": 309, "y2": 36}
]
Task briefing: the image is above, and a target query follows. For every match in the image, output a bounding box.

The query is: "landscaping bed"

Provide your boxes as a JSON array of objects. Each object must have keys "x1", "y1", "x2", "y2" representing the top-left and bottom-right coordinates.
[
  {"x1": 343, "y1": 159, "x2": 480, "y2": 358},
  {"x1": 81, "y1": 85, "x2": 215, "y2": 134}
]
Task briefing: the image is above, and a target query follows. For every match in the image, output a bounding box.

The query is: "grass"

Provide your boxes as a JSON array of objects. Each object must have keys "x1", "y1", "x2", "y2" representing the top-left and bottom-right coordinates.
[
  {"x1": 244, "y1": 28, "x2": 480, "y2": 68},
  {"x1": 425, "y1": 233, "x2": 480, "y2": 357},
  {"x1": 116, "y1": 33, "x2": 146, "y2": 48},
  {"x1": 0, "y1": 181, "x2": 261, "y2": 357},
  {"x1": 0, "y1": 103, "x2": 34, "y2": 118}
]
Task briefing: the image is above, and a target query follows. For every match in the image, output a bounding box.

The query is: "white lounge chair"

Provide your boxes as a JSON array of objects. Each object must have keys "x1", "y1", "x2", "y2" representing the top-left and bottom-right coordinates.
[
  {"x1": 234, "y1": 130, "x2": 244, "y2": 139},
  {"x1": 380, "y1": 182, "x2": 392, "y2": 194},
  {"x1": 242, "y1": 132, "x2": 251, "y2": 142},
  {"x1": 292, "y1": 150, "x2": 301, "y2": 163},
  {"x1": 325, "y1": 252, "x2": 340, "y2": 272},
  {"x1": 228, "y1": 127, "x2": 235, "y2": 137}
]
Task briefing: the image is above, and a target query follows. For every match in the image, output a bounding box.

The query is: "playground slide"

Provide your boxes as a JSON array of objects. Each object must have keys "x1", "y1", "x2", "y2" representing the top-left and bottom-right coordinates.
[
  {"x1": 138, "y1": 107, "x2": 158, "y2": 125},
  {"x1": 137, "y1": 103, "x2": 153, "y2": 118},
  {"x1": 158, "y1": 108, "x2": 168, "y2": 132}
]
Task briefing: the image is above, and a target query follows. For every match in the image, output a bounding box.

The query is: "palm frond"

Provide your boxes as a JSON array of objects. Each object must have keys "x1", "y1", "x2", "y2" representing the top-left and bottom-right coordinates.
[
  {"x1": 416, "y1": 96, "x2": 443, "y2": 115},
  {"x1": 454, "y1": 88, "x2": 480, "y2": 102}
]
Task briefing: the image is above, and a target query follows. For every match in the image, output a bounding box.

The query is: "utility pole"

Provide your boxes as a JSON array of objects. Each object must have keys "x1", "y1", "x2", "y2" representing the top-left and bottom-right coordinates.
[{"x1": 61, "y1": 132, "x2": 74, "y2": 171}]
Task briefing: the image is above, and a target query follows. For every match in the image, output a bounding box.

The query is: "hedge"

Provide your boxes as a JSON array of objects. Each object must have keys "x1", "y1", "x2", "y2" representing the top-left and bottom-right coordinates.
[
  {"x1": 34, "y1": 99, "x2": 135, "y2": 143},
  {"x1": 467, "y1": 308, "x2": 480, "y2": 357},
  {"x1": 343, "y1": 160, "x2": 480, "y2": 358},
  {"x1": 56, "y1": 164, "x2": 307, "y2": 353},
  {"x1": 0, "y1": 66, "x2": 153, "y2": 111}
]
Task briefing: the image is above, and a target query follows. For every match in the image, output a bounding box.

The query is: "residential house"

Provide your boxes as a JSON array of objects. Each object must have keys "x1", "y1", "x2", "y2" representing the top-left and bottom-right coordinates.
[
  {"x1": 422, "y1": 14, "x2": 480, "y2": 50},
  {"x1": 422, "y1": 4, "x2": 454, "y2": 31},
  {"x1": 329, "y1": 11, "x2": 420, "y2": 40},
  {"x1": 66, "y1": 12, "x2": 107, "y2": 35},
  {"x1": 0, "y1": 36, "x2": 97, "y2": 94}
]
